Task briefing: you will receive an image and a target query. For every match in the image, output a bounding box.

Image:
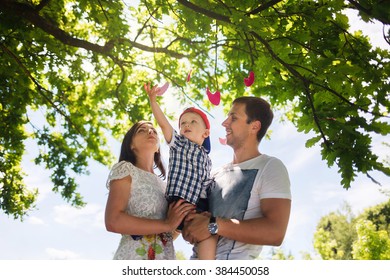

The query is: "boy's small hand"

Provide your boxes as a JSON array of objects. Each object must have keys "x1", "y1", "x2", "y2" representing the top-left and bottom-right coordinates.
[
  {"x1": 144, "y1": 82, "x2": 158, "y2": 102},
  {"x1": 144, "y1": 82, "x2": 169, "y2": 101}
]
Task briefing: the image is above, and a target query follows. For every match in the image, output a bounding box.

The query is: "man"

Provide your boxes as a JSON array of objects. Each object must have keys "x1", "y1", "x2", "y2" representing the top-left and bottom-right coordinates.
[{"x1": 183, "y1": 96, "x2": 291, "y2": 260}]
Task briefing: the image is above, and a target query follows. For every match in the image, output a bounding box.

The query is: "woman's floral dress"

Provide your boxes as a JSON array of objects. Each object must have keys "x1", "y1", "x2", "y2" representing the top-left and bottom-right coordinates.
[{"x1": 106, "y1": 161, "x2": 175, "y2": 260}]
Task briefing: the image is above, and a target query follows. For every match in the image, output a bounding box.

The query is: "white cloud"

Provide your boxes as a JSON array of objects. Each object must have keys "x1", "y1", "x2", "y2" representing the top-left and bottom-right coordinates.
[
  {"x1": 340, "y1": 180, "x2": 389, "y2": 215},
  {"x1": 45, "y1": 248, "x2": 81, "y2": 260},
  {"x1": 286, "y1": 146, "x2": 318, "y2": 174},
  {"x1": 286, "y1": 202, "x2": 313, "y2": 238},
  {"x1": 308, "y1": 174, "x2": 389, "y2": 218},
  {"x1": 24, "y1": 172, "x2": 52, "y2": 202},
  {"x1": 53, "y1": 203, "x2": 104, "y2": 229},
  {"x1": 27, "y1": 216, "x2": 45, "y2": 225}
]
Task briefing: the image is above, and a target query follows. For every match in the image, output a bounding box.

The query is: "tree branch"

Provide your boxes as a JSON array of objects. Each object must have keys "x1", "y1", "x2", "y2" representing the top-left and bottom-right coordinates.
[
  {"x1": 0, "y1": 41, "x2": 84, "y2": 136},
  {"x1": 347, "y1": 0, "x2": 390, "y2": 25},
  {"x1": 1, "y1": 0, "x2": 112, "y2": 53},
  {"x1": 249, "y1": 30, "x2": 331, "y2": 147},
  {"x1": 0, "y1": 0, "x2": 186, "y2": 59},
  {"x1": 246, "y1": 0, "x2": 283, "y2": 15},
  {"x1": 303, "y1": 81, "x2": 331, "y2": 149},
  {"x1": 176, "y1": 0, "x2": 231, "y2": 23},
  {"x1": 250, "y1": 30, "x2": 389, "y2": 118},
  {"x1": 35, "y1": 0, "x2": 51, "y2": 11}
]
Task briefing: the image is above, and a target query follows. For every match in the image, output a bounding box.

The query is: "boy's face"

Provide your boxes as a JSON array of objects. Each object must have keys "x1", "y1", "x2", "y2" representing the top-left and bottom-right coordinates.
[{"x1": 179, "y1": 112, "x2": 209, "y2": 146}]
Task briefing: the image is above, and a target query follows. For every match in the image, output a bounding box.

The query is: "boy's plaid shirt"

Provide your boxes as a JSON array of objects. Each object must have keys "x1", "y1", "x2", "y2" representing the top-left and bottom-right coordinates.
[{"x1": 166, "y1": 130, "x2": 213, "y2": 204}]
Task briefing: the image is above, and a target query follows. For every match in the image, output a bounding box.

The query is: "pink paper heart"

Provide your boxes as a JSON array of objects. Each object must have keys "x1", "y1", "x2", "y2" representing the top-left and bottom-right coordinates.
[
  {"x1": 186, "y1": 69, "x2": 192, "y2": 83},
  {"x1": 244, "y1": 71, "x2": 255, "y2": 87},
  {"x1": 219, "y1": 137, "x2": 227, "y2": 145},
  {"x1": 156, "y1": 82, "x2": 169, "y2": 96},
  {"x1": 206, "y1": 87, "x2": 221, "y2": 106}
]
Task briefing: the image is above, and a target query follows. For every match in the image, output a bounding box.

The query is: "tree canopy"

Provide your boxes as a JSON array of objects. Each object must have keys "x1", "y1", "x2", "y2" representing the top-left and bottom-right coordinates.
[{"x1": 1, "y1": 0, "x2": 389, "y2": 219}]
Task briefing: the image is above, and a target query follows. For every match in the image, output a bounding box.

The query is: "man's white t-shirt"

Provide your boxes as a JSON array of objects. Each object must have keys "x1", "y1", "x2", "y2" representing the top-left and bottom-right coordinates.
[{"x1": 208, "y1": 154, "x2": 291, "y2": 260}]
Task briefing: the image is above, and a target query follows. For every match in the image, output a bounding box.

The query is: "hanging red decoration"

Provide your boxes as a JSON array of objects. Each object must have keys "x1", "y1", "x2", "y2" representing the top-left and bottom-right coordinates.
[
  {"x1": 219, "y1": 137, "x2": 227, "y2": 145},
  {"x1": 244, "y1": 71, "x2": 255, "y2": 87},
  {"x1": 206, "y1": 87, "x2": 221, "y2": 106},
  {"x1": 156, "y1": 82, "x2": 169, "y2": 95},
  {"x1": 186, "y1": 69, "x2": 192, "y2": 83}
]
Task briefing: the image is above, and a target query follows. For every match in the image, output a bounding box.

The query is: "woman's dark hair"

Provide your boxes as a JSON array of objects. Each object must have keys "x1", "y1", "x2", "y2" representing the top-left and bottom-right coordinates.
[
  {"x1": 233, "y1": 96, "x2": 274, "y2": 142},
  {"x1": 118, "y1": 121, "x2": 166, "y2": 179}
]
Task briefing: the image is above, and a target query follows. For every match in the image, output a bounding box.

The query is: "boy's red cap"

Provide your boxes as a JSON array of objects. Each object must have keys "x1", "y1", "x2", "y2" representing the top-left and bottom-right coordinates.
[{"x1": 179, "y1": 107, "x2": 210, "y2": 129}]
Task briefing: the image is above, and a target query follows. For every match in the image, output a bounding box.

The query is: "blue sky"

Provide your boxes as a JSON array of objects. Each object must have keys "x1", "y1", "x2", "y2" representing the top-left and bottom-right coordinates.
[{"x1": 0, "y1": 11, "x2": 389, "y2": 260}]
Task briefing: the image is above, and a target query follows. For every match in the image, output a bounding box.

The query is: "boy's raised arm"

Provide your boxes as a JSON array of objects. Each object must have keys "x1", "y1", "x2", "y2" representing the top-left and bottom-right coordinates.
[{"x1": 144, "y1": 83, "x2": 173, "y2": 143}]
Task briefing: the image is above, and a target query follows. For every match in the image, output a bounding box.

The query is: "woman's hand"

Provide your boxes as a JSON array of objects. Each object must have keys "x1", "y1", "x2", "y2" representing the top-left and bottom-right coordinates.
[{"x1": 165, "y1": 199, "x2": 195, "y2": 232}]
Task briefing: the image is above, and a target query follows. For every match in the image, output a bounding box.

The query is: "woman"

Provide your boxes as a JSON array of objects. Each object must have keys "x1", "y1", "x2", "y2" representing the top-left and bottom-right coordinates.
[{"x1": 105, "y1": 121, "x2": 194, "y2": 260}]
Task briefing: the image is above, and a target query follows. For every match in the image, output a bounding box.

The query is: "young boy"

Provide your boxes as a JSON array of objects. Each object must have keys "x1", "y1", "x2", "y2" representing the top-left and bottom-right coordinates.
[{"x1": 144, "y1": 83, "x2": 216, "y2": 260}]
